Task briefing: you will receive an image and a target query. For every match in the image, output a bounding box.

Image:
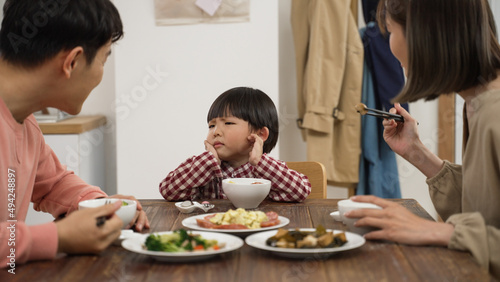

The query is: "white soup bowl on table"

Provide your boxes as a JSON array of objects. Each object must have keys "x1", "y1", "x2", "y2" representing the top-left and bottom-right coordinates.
[{"x1": 222, "y1": 178, "x2": 271, "y2": 209}]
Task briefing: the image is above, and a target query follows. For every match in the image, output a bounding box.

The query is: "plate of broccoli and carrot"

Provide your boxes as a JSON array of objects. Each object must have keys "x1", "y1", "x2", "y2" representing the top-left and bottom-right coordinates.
[{"x1": 121, "y1": 229, "x2": 244, "y2": 262}]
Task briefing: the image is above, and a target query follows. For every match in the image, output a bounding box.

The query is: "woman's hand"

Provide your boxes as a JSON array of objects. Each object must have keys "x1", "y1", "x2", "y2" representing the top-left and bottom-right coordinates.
[
  {"x1": 56, "y1": 201, "x2": 123, "y2": 254},
  {"x1": 346, "y1": 195, "x2": 454, "y2": 246},
  {"x1": 383, "y1": 103, "x2": 445, "y2": 178},
  {"x1": 382, "y1": 103, "x2": 421, "y2": 159},
  {"x1": 248, "y1": 133, "x2": 264, "y2": 166},
  {"x1": 204, "y1": 140, "x2": 221, "y2": 164},
  {"x1": 107, "y1": 194, "x2": 150, "y2": 231}
]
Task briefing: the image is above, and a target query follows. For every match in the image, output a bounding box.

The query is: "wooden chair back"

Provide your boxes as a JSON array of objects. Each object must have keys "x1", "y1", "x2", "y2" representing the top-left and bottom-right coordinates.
[{"x1": 286, "y1": 161, "x2": 327, "y2": 199}]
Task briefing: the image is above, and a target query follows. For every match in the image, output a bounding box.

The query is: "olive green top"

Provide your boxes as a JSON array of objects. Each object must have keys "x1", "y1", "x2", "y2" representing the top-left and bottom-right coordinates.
[{"x1": 427, "y1": 90, "x2": 500, "y2": 279}]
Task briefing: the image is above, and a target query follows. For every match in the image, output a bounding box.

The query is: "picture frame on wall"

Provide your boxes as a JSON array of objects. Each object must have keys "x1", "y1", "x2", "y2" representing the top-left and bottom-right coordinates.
[{"x1": 154, "y1": 0, "x2": 250, "y2": 26}]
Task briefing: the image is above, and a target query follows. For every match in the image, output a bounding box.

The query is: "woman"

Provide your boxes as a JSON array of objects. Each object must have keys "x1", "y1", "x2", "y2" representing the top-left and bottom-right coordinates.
[{"x1": 346, "y1": 0, "x2": 500, "y2": 278}]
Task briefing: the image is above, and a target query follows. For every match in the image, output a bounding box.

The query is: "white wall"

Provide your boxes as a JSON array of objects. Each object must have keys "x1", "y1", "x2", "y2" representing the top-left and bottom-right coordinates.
[
  {"x1": 0, "y1": 0, "x2": 493, "y2": 224},
  {"x1": 79, "y1": 51, "x2": 117, "y2": 195},
  {"x1": 73, "y1": 1, "x2": 500, "y2": 218},
  {"x1": 111, "y1": 1, "x2": 279, "y2": 199},
  {"x1": 396, "y1": 101, "x2": 438, "y2": 219},
  {"x1": 76, "y1": 0, "x2": 437, "y2": 217},
  {"x1": 491, "y1": 0, "x2": 500, "y2": 32},
  {"x1": 278, "y1": 1, "x2": 307, "y2": 162}
]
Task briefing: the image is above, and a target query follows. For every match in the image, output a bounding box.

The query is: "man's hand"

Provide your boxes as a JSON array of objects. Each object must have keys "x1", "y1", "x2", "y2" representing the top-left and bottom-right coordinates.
[
  {"x1": 56, "y1": 201, "x2": 122, "y2": 254},
  {"x1": 107, "y1": 194, "x2": 150, "y2": 231}
]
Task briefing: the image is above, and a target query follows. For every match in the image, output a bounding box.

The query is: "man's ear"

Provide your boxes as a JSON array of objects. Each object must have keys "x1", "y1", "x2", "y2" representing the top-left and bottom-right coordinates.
[
  {"x1": 258, "y1": 127, "x2": 270, "y2": 142},
  {"x1": 62, "y1": 47, "x2": 84, "y2": 78}
]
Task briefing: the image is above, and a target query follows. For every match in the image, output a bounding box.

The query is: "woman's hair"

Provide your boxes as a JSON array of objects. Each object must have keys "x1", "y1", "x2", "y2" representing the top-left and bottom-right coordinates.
[
  {"x1": 377, "y1": 0, "x2": 500, "y2": 102},
  {"x1": 207, "y1": 87, "x2": 279, "y2": 154},
  {"x1": 0, "y1": 0, "x2": 123, "y2": 68}
]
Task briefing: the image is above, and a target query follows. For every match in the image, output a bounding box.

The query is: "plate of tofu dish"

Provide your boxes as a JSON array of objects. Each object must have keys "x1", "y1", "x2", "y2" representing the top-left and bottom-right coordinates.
[{"x1": 245, "y1": 226, "x2": 365, "y2": 259}]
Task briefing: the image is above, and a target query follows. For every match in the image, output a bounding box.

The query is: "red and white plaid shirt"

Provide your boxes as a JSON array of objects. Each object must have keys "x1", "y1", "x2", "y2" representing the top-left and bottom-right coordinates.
[{"x1": 159, "y1": 151, "x2": 311, "y2": 202}]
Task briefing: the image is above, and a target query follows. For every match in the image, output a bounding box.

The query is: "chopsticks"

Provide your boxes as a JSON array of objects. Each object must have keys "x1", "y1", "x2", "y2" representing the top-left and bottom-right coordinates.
[
  {"x1": 355, "y1": 103, "x2": 404, "y2": 123},
  {"x1": 96, "y1": 199, "x2": 112, "y2": 227}
]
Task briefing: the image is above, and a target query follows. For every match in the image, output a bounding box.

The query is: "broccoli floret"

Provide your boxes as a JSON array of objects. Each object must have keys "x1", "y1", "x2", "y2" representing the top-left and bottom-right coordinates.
[
  {"x1": 145, "y1": 233, "x2": 183, "y2": 252},
  {"x1": 160, "y1": 242, "x2": 183, "y2": 252},
  {"x1": 144, "y1": 229, "x2": 217, "y2": 252},
  {"x1": 175, "y1": 229, "x2": 190, "y2": 245},
  {"x1": 145, "y1": 234, "x2": 164, "y2": 251},
  {"x1": 159, "y1": 232, "x2": 181, "y2": 243}
]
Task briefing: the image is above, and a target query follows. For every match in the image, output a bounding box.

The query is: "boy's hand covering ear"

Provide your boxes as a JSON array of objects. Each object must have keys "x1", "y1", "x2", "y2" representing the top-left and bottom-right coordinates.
[{"x1": 248, "y1": 134, "x2": 264, "y2": 166}]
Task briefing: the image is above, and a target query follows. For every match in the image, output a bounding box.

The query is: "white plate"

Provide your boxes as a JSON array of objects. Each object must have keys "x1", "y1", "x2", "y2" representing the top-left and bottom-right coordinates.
[
  {"x1": 121, "y1": 231, "x2": 244, "y2": 262},
  {"x1": 112, "y1": 230, "x2": 141, "y2": 245},
  {"x1": 245, "y1": 228, "x2": 365, "y2": 259},
  {"x1": 182, "y1": 213, "x2": 290, "y2": 236}
]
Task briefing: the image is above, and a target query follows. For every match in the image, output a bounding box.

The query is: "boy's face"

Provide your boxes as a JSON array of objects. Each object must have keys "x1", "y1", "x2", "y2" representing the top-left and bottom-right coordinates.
[{"x1": 207, "y1": 115, "x2": 255, "y2": 164}]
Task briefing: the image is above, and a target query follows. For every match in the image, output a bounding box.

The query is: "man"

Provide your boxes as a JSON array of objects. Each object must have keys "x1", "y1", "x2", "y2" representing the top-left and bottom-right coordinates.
[{"x1": 0, "y1": 0, "x2": 149, "y2": 266}]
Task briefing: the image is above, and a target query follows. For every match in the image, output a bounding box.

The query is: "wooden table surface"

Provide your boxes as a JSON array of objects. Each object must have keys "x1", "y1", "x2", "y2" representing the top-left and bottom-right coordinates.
[{"x1": 4, "y1": 199, "x2": 494, "y2": 282}]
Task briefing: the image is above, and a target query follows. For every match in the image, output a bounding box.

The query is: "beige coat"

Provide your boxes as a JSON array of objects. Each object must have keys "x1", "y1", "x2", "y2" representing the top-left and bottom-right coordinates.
[
  {"x1": 426, "y1": 90, "x2": 500, "y2": 279},
  {"x1": 291, "y1": 0, "x2": 363, "y2": 185}
]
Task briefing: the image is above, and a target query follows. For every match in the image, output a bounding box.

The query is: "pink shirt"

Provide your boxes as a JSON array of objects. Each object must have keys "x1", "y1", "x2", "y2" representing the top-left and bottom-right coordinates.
[{"x1": 0, "y1": 98, "x2": 106, "y2": 266}]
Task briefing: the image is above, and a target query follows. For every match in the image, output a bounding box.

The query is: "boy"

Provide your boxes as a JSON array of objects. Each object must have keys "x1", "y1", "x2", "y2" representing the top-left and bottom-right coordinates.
[{"x1": 160, "y1": 87, "x2": 311, "y2": 202}]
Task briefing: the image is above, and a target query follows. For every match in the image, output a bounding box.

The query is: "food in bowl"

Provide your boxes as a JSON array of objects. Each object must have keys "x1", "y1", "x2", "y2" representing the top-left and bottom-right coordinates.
[
  {"x1": 222, "y1": 178, "x2": 271, "y2": 209},
  {"x1": 196, "y1": 208, "x2": 280, "y2": 229},
  {"x1": 78, "y1": 198, "x2": 137, "y2": 229},
  {"x1": 144, "y1": 229, "x2": 224, "y2": 252},
  {"x1": 228, "y1": 180, "x2": 264, "y2": 185},
  {"x1": 266, "y1": 225, "x2": 348, "y2": 249}
]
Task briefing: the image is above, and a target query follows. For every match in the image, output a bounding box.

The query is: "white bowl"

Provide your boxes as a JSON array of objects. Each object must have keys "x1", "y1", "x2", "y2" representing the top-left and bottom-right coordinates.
[
  {"x1": 78, "y1": 198, "x2": 137, "y2": 229},
  {"x1": 222, "y1": 178, "x2": 271, "y2": 209},
  {"x1": 330, "y1": 199, "x2": 382, "y2": 235}
]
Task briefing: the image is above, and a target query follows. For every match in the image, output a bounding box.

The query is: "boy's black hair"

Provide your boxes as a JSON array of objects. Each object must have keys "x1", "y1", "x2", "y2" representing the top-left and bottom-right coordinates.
[
  {"x1": 0, "y1": 0, "x2": 123, "y2": 68},
  {"x1": 207, "y1": 87, "x2": 279, "y2": 154}
]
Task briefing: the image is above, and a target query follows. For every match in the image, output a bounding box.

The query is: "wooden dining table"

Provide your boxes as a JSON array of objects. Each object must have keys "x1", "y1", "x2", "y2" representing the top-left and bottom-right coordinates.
[{"x1": 5, "y1": 199, "x2": 494, "y2": 281}]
